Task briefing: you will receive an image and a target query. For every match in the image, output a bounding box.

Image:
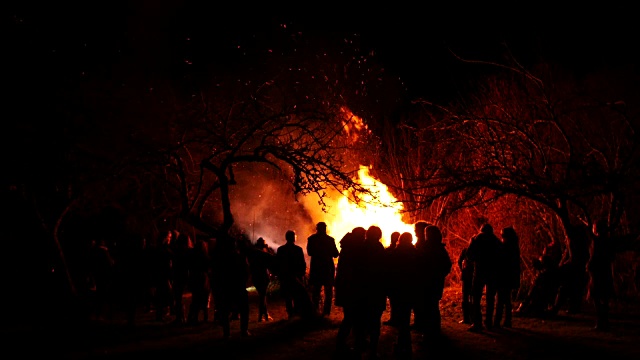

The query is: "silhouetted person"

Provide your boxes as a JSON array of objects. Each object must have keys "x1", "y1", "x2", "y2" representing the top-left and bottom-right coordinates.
[
  {"x1": 334, "y1": 227, "x2": 366, "y2": 356},
  {"x1": 170, "y1": 232, "x2": 192, "y2": 325},
  {"x1": 187, "y1": 236, "x2": 211, "y2": 325},
  {"x1": 383, "y1": 231, "x2": 401, "y2": 327},
  {"x1": 355, "y1": 225, "x2": 387, "y2": 358},
  {"x1": 212, "y1": 236, "x2": 251, "y2": 337},
  {"x1": 307, "y1": 221, "x2": 339, "y2": 317},
  {"x1": 467, "y1": 223, "x2": 501, "y2": 332},
  {"x1": 588, "y1": 219, "x2": 615, "y2": 331},
  {"x1": 412, "y1": 220, "x2": 431, "y2": 331},
  {"x1": 516, "y1": 238, "x2": 562, "y2": 318},
  {"x1": 247, "y1": 237, "x2": 275, "y2": 322},
  {"x1": 494, "y1": 226, "x2": 521, "y2": 328},
  {"x1": 457, "y1": 245, "x2": 473, "y2": 324},
  {"x1": 420, "y1": 225, "x2": 452, "y2": 337},
  {"x1": 87, "y1": 238, "x2": 115, "y2": 321},
  {"x1": 150, "y1": 230, "x2": 174, "y2": 321},
  {"x1": 118, "y1": 233, "x2": 147, "y2": 327},
  {"x1": 276, "y1": 230, "x2": 314, "y2": 320},
  {"x1": 389, "y1": 231, "x2": 418, "y2": 358},
  {"x1": 552, "y1": 223, "x2": 590, "y2": 315}
]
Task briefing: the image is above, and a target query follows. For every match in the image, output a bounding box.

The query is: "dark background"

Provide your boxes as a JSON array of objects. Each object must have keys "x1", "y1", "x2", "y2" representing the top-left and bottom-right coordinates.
[{"x1": 9, "y1": 3, "x2": 639, "y2": 102}]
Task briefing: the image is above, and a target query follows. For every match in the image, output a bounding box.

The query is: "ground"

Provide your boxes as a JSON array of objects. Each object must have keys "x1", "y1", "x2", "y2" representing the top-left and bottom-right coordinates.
[{"x1": 5, "y1": 287, "x2": 640, "y2": 360}]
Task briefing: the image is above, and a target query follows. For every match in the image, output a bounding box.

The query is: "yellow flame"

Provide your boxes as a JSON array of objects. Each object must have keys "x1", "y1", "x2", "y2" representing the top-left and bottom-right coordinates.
[{"x1": 323, "y1": 165, "x2": 414, "y2": 249}]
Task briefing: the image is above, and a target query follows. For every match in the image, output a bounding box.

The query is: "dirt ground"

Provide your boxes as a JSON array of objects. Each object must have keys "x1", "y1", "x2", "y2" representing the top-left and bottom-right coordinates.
[{"x1": 5, "y1": 287, "x2": 640, "y2": 360}]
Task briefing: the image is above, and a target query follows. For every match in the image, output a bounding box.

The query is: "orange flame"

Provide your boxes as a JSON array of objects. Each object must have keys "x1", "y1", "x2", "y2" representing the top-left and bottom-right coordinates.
[
  {"x1": 341, "y1": 107, "x2": 369, "y2": 142},
  {"x1": 321, "y1": 165, "x2": 414, "y2": 249}
]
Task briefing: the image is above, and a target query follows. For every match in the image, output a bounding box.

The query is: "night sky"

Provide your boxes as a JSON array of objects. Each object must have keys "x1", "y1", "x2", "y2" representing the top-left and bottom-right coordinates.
[{"x1": 9, "y1": 3, "x2": 639, "y2": 107}]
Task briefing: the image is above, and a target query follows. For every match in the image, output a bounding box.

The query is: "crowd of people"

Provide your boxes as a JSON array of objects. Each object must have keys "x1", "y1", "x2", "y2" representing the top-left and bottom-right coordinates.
[{"x1": 81, "y1": 218, "x2": 617, "y2": 358}]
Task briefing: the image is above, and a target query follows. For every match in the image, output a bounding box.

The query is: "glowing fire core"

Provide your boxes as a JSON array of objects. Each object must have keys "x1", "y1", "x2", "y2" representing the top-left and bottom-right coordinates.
[{"x1": 323, "y1": 165, "x2": 414, "y2": 249}]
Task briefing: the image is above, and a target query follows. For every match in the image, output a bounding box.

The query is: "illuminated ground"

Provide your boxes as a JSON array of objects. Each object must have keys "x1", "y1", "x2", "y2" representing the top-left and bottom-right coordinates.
[{"x1": 7, "y1": 287, "x2": 640, "y2": 359}]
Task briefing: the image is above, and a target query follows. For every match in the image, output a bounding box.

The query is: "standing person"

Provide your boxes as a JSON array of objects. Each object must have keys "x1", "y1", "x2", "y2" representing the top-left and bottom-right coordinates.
[
  {"x1": 247, "y1": 237, "x2": 275, "y2": 322},
  {"x1": 150, "y1": 230, "x2": 174, "y2": 322},
  {"x1": 211, "y1": 236, "x2": 251, "y2": 337},
  {"x1": 118, "y1": 233, "x2": 148, "y2": 327},
  {"x1": 276, "y1": 230, "x2": 314, "y2": 320},
  {"x1": 421, "y1": 225, "x2": 452, "y2": 337},
  {"x1": 389, "y1": 232, "x2": 418, "y2": 358},
  {"x1": 307, "y1": 222, "x2": 339, "y2": 317},
  {"x1": 467, "y1": 223, "x2": 501, "y2": 332},
  {"x1": 186, "y1": 236, "x2": 211, "y2": 325},
  {"x1": 334, "y1": 227, "x2": 366, "y2": 356},
  {"x1": 588, "y1": 219, "x2": 616, "y2": 331},
  {"x1": 552, "y1": 223, "x2": 591, "y2": 315},
  {"x1": 412, "y1": 220, "x2": 431, "y2": 332},
  {"x1": 383, "y1": 231, "x2": 401, "y2": 327},
  {"x1": 494, "y1": 226, "x2": 521, "y2": 328},
  {"x1": 87, "y1": 238, "x2": 115, "y2": 321},
  {"x1": 170, "y1": 232, "x2": 192, "y2": 325},
  {"x1": 457, "y1": 244, "x2": 473, "y2": 324},
  {"x1": 355, "y1": 225, "x2": 387, "y2": 359}
]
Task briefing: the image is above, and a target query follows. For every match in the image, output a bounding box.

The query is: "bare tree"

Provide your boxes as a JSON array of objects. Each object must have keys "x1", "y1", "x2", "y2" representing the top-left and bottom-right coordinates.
[
  {"x1": 134, "y1": 41, "x2": 383, "y2": 242},
  {"x1": 380, "y1": 53, "x2": 640, "y2": 272}
]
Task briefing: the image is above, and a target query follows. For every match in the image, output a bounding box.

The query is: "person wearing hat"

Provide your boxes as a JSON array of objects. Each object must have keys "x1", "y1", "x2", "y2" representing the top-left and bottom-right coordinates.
[{"x1": 307, "y1": 222, "x2": 339, "y2": 316}]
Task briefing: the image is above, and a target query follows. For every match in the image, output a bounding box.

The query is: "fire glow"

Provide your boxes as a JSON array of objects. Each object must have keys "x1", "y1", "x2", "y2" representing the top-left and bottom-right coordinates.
[{"x1": 323, "y1": 165, "x2": 414, "y2": 249}]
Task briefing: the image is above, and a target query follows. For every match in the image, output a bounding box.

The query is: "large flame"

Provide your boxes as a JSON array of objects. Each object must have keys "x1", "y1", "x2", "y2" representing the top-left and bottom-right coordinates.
[{"x1": 321, "y1": 165, "x2": 415, "y2": 249}]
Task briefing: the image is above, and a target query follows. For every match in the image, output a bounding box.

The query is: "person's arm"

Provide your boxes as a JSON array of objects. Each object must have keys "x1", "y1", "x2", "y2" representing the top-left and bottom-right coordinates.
[
  {"x1": 306, "y1": 236, "x2": 315, "y2": 257},
  {"x1": 331, "y1": 237, "x2": 340, "y2": 258}
]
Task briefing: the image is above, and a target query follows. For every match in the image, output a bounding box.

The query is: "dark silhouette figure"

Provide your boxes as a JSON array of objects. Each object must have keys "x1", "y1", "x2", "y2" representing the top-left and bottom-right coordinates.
[
  {"x1": 247, "y1": 237, "x2": 275, "y2": 322},
  {"x1": 467, "y1": 223, "x2": 501, "y2": 332},
  {"x1": 457, "y1": 245, "x2": 473, "y2": 324},
  {"x1": 516, "y1": 238, "x2": 562, "y2": 318},
  {"x1": 334, "y1": 227, "x2": 366, "y2": 356},
  {"x1": 420, "y1": 225, "x2": 452, "y2": 337},
  {"x1": 187, "y1": 236, "x2": 211, "y2": 325},
  {"x1": 170, "y1": 232, "x2": 192, "y2": 325},
  {"x1": 588, "y1": 219, "x2": 616, "y2": 331},
  {"x1": 150, "y1": 230, "x2": 174, "y2": 321},
  {"x1": 211, "y1": 236, "x2": 251, "y2": 337},
  {"x1": 552, "y1": 223, "x2": 590, "y2": 315},
  {"x1": 412, "y1": 220, "x2": 431, "y2": 331},
  {"x1": 118, "y1": 233, "x2": 148, "y2": 327},
  {"x1": 276, "y1": 230, "x2": 314, "y2": 320},
  {"x1": 388, "y1": 231, "x2": 418, "y2": 358},
  {"x1": 494, "y1": 226, "x2": 521, "y2": 328},
  {"x1": 383, "y1": 231, "x2": 401, "y2": 327},
  {"x1": 87, "y1": 238, "x2": 115, "y2": 321},
  {"x1": 307, "y1": 222, "x2": 339, "y2": 316},
  {"x1": 355, "y1": 225, "x2": 387, "y2": 358}
]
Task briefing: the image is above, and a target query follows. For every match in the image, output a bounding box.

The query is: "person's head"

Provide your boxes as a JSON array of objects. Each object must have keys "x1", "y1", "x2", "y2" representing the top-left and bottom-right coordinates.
[
  {"x1": 398, "y1": 232, "x2": 413, "y2": 246},
  {"x1": 425, "y1": 225, "x2": 443, "y2": 243},
  {"x1": 285, "y1": 230, "x2": 296, "y2": 243},
  {"x1": 365, "y1": 225, "x2": 382, "y2": 242},
  {"x1": 316, "y1": 222, "x2": 328, "y2": 234},
  {"x1": 414, "y1": 220, "x2": 430, "y2": 240},
  {"x1": 480, "y1": 223, "x2": 494, "y2": 234},
  {"x1": 390, "y1": 231, "x2": 401, "y2": 246},
  {"x1": 501, "y1": 226, "x2": 518, "y2": 243},
  {"x1": 256, "y1": 237, "x2": 267, "y2": 249},
  {"x1": 351, "y1": 227, "x2": 366, "y2": 241}
]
